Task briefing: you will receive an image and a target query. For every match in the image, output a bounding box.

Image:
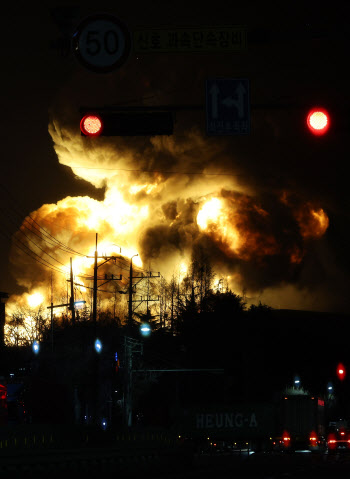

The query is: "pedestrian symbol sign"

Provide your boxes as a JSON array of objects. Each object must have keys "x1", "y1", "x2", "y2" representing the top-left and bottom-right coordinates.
[{"x1": 206, "y1": 78, "x2": 250, "y2": 135}]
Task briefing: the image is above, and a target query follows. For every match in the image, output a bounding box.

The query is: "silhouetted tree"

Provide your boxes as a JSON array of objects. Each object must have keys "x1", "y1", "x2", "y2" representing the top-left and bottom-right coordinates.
[
  {"x1": 6, "y1": 305, "x2": 49, "y2": 346},
  {"x1": 247, "y1": 301, "x2": 272, "y2": 318}
]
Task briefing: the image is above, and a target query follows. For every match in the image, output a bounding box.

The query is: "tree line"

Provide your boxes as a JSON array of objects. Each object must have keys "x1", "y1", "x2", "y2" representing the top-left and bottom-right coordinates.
[{"x1": 5, "y1": 246, "x2": 271, "y2": 347}]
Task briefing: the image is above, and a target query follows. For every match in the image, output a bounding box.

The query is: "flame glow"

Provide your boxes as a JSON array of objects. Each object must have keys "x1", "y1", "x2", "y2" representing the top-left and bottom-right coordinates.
[
  {"x1": 197, "y1": 197, "x2": 222, "y2": 229},
  {"x1": 280, "y1": 192, "x2": 329, "y2": 239},
  {"x1": 27, "y1": 292, "x2": 44, "y2": 308},
  {"x1": 4, "y1": 109, "x2": 332, "y2": 327},
  {"x1": 197, "y1": 194, "x2": 279, "y2": 261}
]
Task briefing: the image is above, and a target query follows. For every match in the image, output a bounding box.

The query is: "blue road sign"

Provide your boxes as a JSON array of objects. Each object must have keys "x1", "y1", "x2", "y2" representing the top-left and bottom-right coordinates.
[{"x1": 206, "y1": 78, "x2": 250, "y2": 135}]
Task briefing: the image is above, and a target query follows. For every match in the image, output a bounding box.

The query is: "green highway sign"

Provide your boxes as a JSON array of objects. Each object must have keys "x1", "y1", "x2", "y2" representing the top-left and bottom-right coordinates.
[{"x1": 133, "y1": 26, "x2": 247, "y2": 53}]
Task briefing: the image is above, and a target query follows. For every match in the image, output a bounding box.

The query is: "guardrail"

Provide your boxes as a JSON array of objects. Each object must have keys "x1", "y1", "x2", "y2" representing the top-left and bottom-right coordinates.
[
  {"x1": 0, "y1": 425, "x2": 190, "y2": 474},
  {"x1": 0, "y1": 424, "x2": 177, "y2": 451}
]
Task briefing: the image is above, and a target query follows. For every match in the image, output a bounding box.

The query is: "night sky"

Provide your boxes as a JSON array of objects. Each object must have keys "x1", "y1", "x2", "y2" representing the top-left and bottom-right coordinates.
[{"x1": 1, "y1": 2, "x2": 350, "y2": 314}]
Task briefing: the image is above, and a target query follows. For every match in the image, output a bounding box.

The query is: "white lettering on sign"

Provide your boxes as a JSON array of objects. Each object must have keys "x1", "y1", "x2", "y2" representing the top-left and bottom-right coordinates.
[
  {"x1": 249, "y1": 413, "x2": 257, "y2": 427},
  {"x1": 196, "y1": 412, "x2": 258, "y2": 429},
  {"x1": 206, "y1": 414, "x2": 214, "y2": 428},
  {"x1": 206, "y1": 78, "x2": 250, "y2": 135},
  {"x1": 133, "y1": 27, "x2": 247, "y2": 53},
  {"x1": 235, "y1": 413, "x2": 243, "y2": 427}
]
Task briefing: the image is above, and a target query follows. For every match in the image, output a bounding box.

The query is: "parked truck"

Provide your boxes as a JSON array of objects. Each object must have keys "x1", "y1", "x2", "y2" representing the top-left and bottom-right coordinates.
[
  {"x1": 273, "y1": 394, "x2": 326, "y2": 452},
  {"x1": 176, "y1": 394, "x2": 326, "y2": 453}
]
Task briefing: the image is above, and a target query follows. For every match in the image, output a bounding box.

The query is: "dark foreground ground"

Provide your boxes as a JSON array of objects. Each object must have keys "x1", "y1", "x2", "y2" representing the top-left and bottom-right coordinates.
[{"x1": 2, "y1": 448, "x2": 350, "y2": 478}]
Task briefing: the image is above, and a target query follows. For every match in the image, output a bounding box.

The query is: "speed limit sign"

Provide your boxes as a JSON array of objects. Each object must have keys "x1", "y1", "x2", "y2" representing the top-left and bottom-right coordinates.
[{"x1": 72, "y1": 13, "x2": 132, "y2": 73}]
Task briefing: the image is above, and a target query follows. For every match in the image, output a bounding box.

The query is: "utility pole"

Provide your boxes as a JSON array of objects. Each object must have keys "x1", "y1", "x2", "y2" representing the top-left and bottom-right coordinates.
[
  {"x1": 47, "y1": 299, "x2": 86, "y2": 350},
  {"x1": 129, "y1": 295, "x2": 160, "y2": 317},
  {"x1": 124, "y1": 260, "x2": 160, "y2": 428},
  {"x1": 50, "y1": 272, "x2": 54, "y2": 352},
  {"x1": 128, "y1": 254, "x2": 138, "y2": 332},
  {"x1": 70, "y1": 258, "x2": 76, "y2": 325},
  {"x1": 123, "y1": 336, "x2": 143, "y2": 427},
  {"x1": 124, "y1": 254, "x2": 139, "y2": 427},
  {"x1": 86, "y1": 233, "x2": 121, "y2": 330},
  {"x1": 66, "y1": 258, "x2": 87, "y2": 325},
  {"x1": 127, "y1": 264, "x2": 161, "y2": 330},
  {"x1": 93, "y1": 234, "x2": 98, "y2": 333}
]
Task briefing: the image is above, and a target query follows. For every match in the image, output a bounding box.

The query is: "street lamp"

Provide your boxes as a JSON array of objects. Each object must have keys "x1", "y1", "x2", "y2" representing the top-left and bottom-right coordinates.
[
  {"x1": 140, "y1": 322, "x2": 151, "y2": 337},
  {"x1": 94, "y1": 338, "x2": 102, "y2": 353},
  {"x1": 32, "y1": 340, "x2": 40, "y2": 355},
  {"x1": 294, "y1": 375, "x2": 301, "y2": 388}
]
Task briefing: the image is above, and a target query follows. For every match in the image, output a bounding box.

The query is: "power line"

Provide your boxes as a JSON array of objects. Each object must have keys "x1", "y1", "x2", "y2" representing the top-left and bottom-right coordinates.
[
  {"x1": 0, "y1": 227, "x2": 68, "y2": 276},
  {"x1": 1, "y1": 209, "x2": 71, "y2": 269},
  {"x1": 60, "y1": 166, "x2": 241, "y2": 176},
  {"x1": 21, "y1": 216, "x2": 85, "y2": 257},
  {"x1": 0, "y1": 183, "x2": 86, "y2": 257},
  {"x1": 0, "y1": 183, "x2": 159, "y2": 289}
]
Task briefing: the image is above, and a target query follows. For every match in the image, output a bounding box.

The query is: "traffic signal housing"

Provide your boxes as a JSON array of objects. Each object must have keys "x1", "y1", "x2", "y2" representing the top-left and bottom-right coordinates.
[{"x1": 80, "y1": 107, "x2": 174, "y2": 136}]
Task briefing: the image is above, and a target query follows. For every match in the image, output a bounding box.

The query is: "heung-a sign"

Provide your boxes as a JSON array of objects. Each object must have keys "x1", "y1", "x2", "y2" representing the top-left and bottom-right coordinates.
[
  {"x1": 185, "y1": 403, "x2": 274, "y2": 438},
  {"x1": 196, "y1": 411, "x2": 258, "y2": 429}
]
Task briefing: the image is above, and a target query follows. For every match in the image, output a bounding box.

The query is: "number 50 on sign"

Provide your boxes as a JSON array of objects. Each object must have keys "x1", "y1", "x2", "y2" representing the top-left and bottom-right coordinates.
[{"x1": 73, "y1": 13, "x2": 132, "y2": 73}]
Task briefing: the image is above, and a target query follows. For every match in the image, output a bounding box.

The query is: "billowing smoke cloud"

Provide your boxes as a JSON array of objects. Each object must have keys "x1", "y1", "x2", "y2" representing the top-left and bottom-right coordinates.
[{"x1": 7, "y1": 52, "x2": 348, "y2": 314}]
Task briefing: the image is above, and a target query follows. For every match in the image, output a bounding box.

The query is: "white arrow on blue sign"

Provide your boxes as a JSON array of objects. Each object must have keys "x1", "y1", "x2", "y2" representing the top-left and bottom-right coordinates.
[{"x1": 206, "y1": 78, "x2": 250, "y2": 135}]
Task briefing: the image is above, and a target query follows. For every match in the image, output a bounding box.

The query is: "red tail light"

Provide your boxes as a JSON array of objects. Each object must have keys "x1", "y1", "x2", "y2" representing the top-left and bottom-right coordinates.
[
  {"x1": 328, "y1": 434, "x2": 337, "y2": 449},
  {"x1": 0, "y1": 384, "x2": 6, "y2": 401},
  {"x1": 309, "y1": 431, "x2": 318, "y2": 445},
  {"x1": 282, "y1": 431, "x2": 291, "y2": 446}
]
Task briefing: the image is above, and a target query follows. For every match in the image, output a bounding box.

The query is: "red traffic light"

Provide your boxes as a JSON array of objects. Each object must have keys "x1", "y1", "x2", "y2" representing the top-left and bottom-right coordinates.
[
  {"x1": 79, "y1": 108, "x2": 174, "y2": 136},
  {"x1": 337, "y1": 362, "x2": 346, "y2": 380},
  {"x1": 80, "y1": 114, "x2": 104, "y2": 137},
  {"x1": 306, "y1": 107, "x2": 330, "y2": 136}
]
